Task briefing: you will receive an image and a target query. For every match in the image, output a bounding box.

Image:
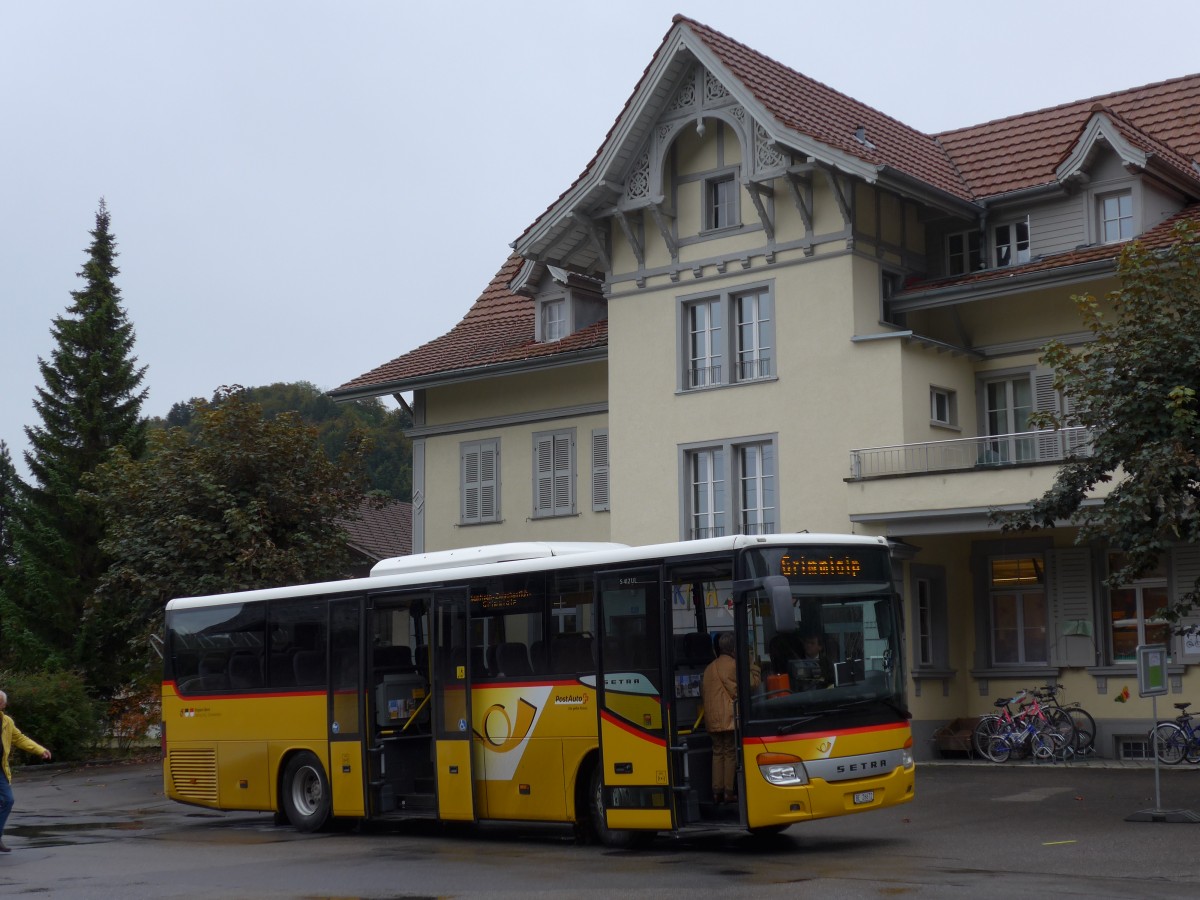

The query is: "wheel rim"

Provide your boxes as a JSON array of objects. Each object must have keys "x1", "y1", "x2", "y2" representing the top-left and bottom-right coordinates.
[{"x1": 292, "y1": 765, "x2": 322, "y2": 816}]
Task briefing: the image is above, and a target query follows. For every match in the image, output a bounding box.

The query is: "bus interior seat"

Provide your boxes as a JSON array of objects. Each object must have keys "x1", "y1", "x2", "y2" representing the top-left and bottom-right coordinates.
[
  {"x1": 270, "y1": 652, "x2": 296, "y2": 687},
  {"x1": 292, "y1": 621, "x2": 321, "y2": 650},
  {"x1": 550, "y1": 633, "x2": 593, "y2": 674},
  {"x1": 375, "y1": 645, "x2": 413, "y2": 671},
  {"x1": 293, "y1": 650, "x2": 326, "y2": 686},
  {"x1": 228, "y1": 653, "x2": 263, "y2": 689},
  {"x1": 485, "y1": 644, "x2": 499, "y2": 677},
  {"x1": 529, "y1": 639, "x2": 547, "y2": 673},
  {"x1": 495, "y1": 642, "x2": 532, "y2": 677},
  {"x1": 414, "y1": 644, "x2": 429, "y2": 677},
  {"x1": 173, "y1": 651, "x2": 199, "y2": 682},
  {"x1": 681, "y1": 631, "x2": 715, "y2": 665}
]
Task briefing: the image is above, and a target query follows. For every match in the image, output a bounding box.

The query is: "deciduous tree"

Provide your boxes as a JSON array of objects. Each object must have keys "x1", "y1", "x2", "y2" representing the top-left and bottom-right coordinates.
[
  {"x1": 83, "y1": 387, "x2": 371, "y2": 690},
  {"x1": 1005, "y1": 221, "x2": 1200, "y2": 623}
]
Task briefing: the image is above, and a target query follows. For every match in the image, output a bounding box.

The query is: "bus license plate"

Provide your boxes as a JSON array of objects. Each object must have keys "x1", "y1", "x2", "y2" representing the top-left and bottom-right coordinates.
[{"x1": 853, "y1": 790, "x2": 874, "y2": 805}]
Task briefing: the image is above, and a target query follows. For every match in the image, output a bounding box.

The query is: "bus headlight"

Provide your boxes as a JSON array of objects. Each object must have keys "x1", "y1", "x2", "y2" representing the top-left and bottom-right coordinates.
[
  {"x1": 757, "y1": 752, "x2": 809, "y2": 786},
  {"x1": 902, "y1": 737, "x2": 914, "y2": 769}
]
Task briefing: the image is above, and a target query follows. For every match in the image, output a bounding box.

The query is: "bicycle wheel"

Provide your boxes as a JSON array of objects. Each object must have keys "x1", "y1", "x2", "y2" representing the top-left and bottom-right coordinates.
[
  {"x1": 1064, "y1": 706, "x2": 1096, "y2": 755},
  {"x1": 1185, "y1": 735, "x2": 1200, "y2": 765},
  {"x1": 972, "y1": 715, "x2": 1001, "y2": 759},
  {"x1": 1150, "y1": 723, "x2": 1186, "y2": 764},
  {"x1": 1030, "y1": 724, "x2": 1057, "y2": 760},
  {"x1": 985, "y1": 732, "x2": 1012, "y2": 763},
  {"x1": 1044, "y1": 708, "x2": 1076, "y2": 754}
]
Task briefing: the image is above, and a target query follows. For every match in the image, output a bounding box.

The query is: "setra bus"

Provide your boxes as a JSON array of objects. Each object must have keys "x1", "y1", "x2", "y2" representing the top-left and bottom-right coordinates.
[{"x1": 161, "y1": 533, "x2": 914, "y2": 844}]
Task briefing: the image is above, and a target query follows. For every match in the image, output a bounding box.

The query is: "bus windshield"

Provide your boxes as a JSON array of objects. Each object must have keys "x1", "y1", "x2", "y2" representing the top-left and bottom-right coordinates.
[{"x1": 740, "y1": 544, "x2": 906, "y2": 726}]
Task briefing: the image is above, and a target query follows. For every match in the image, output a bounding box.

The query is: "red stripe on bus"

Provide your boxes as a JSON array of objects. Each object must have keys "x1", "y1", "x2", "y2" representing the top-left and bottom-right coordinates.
[
  {"x1": 754, "y1": 721, "x2": 910, "y2": 744},
  {"x1": 599, "y1": 709, "x2": 667, "y2": 747}
]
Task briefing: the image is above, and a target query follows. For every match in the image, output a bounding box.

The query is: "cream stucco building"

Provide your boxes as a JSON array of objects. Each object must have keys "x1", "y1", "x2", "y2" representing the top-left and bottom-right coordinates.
[{"x1": 333, "y1": 16, "x2": 1200, "y2": 759}]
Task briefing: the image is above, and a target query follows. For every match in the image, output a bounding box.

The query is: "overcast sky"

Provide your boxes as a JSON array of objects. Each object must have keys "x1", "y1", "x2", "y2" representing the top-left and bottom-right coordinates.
[{"x1": 2, "y1": 0, "x2": 1196, "y2": 479}]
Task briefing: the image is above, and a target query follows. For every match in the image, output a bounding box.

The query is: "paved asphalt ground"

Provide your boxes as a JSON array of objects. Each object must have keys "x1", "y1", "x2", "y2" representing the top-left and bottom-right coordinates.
[{"x1": 0, "y1": 754, "x2": 1198, "y2": 898}]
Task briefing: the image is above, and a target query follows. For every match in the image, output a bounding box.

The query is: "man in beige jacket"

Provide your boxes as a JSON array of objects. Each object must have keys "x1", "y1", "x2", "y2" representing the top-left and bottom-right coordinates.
[
  {"x1": 0, "y1": 689, "x2": 52, "y2": 852},
  {"x1": 701, "y1": 633, "x2": 760, "y2": 805}
]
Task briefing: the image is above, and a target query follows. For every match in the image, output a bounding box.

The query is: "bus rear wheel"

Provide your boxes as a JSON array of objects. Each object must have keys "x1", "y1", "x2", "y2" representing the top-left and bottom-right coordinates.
[{"x1": 282, "y1": 751, "x2": 331, "y2": 832}]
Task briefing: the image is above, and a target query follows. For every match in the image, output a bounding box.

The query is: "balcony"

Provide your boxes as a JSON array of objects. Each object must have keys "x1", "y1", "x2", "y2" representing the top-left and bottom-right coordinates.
[{"x1": 849, "y1": 427, "x2": 1093, "y2": 480}]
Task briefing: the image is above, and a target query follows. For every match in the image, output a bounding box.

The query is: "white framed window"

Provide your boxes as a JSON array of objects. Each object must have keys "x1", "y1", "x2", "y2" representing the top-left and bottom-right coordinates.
[
  {"x1": 915, "y1": 577, "x2": 934, "y2": 668},
  {"x1": 1099, "y1": 190, "x2": 1134, "y2": 243},
  {"x1": 994, "y1": 219, "x2": 1030, "y2": 267},
  {"x1": 981, "y1": 375, "x2": 1035, "y2": 462},
  {"x1": 930, "y1": 386, "x2": 957, "y2": 427},
  {"x1": 947, "y1": 229, "x2": 983, "y2": 275},
  {"x1": 705, "y1": 174, "x2": 739, "y2": 231},
  {"x1": 989, "y1": 556, "x2": 1047, "y2": 665},
  {"x1": 532, "y1": 429, "x2": 575, "y2": 518},
  {"x1": 542, "y1": 299, "x2": 566, "y2": 342},
  {"x1": 735, "y1": 289, "x2": 772, "y2": 381},
  {"x1": 682, "y1": 436, "x2": 777, "y2": 540},
  {"x1": 679, "y1": 284, "x2": 774, "y2": 391},
  {"x1": 590, "y1": 429, "x2": 609, "y2": 512},
  {"x1": 685, "y1": 298, "x2": 723, "y2": 388},
  {"x1": 461, "y1": 438, "x2": 500, "y2": 525},
  {"x1": 1108, "y1": 553, "x2": 1170, "y2": 664}
]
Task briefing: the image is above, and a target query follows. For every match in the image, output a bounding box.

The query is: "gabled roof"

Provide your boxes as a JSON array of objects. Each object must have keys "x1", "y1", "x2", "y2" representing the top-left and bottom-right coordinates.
[
  {"x1": 936, "y1": 75, "x2": 1200, "y2": 198},
  {"x1": 338, "y1": 496, "x2": 412, "y2": 563},
  {"x1": 331, "y1": 255, "x2": 607, "y2": 398}
]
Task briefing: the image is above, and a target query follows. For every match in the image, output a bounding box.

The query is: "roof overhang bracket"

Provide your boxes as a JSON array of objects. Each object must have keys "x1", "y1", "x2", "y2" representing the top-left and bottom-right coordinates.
[
  {"x1": 571, "y1": 212, "x2": 611, "y2": 272},
  {"x1": 785, "y1": 169, "x2": 815, "y2": 254},
  {"x1": 613, "y1": 208, "x2": 645, "y2": 268},
  {"x1": 648, "y1": 201, "x2": 679, "y2": 261},
  {"x1": 744, "y1": 180, "x2": 775, "y2": 242},
  {"x1": 820, "y1": 165, "x2": 853, "y2": 230}
]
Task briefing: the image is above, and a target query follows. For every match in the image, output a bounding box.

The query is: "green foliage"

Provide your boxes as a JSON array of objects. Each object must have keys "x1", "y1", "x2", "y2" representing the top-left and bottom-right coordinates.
[
  {"x1": 81, "y1": 386, "x2": 372, "y2": 692},
  {"x1": 1004, "y1": 221, "x2": 1200, "y2": 622},
  {"x1": 4, "y1": 200, "x2": 148, "y2": 673},
  {"x1": 1, "y1": 670, "x2": 105, "y2": 764},
  {"x1": 151, "y1": 382, "x2": 411, "y2": 501}
]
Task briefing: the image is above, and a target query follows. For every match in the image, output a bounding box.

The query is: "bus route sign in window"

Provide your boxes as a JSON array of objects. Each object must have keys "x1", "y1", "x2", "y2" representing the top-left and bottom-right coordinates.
[{"x1": 743, "y1": 545, "x2": 891, "y2": 585}]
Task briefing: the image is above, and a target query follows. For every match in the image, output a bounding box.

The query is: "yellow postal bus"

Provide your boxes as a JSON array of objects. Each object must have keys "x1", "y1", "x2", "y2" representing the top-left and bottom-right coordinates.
[{"x1": 162, "y1": 534, "x2": 915, "y2": 844}]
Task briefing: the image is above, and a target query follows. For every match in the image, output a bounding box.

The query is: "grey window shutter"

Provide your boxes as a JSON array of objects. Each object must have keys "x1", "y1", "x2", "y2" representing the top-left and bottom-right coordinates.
[
  {"x1": 462, "y1": 445, "x2": 481, "y2": 523},
  {"x1": 479, "y1": 442, "x2": 497, "y2": 521},
  {"x1": 591, "y1": 429, "x2": 610, "y2": 512},
  {"x1": 552, "y1": 433, "x2": 573, "y2": 515},
  {"x1": 1170, "y1": 544, "x2": 1200, "y2": 608},
  {"x1": 1033, "y1": 369, "x2": 1061, "y2": 460},
  {"x1": 1046, "y1": 548, "x2": 1095, "y2": 667}
]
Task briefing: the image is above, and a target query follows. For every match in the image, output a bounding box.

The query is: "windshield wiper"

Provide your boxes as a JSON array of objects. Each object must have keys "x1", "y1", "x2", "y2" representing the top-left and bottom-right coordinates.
[{"x1": 776, "y1": 714, "x2": 821, "y2": 735}]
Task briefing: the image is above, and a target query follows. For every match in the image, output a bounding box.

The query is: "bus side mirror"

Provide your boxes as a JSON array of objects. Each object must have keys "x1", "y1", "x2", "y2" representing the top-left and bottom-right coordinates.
[{"x1": 765, "y1": 576, "x2": 795, "y2": 633}]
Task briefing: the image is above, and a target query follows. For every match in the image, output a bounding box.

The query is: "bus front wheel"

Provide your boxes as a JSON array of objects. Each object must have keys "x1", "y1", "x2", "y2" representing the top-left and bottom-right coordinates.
[
  {"x1": 281, "y1": 751, "x2": 331, "y2": 832},
  {"x1": 587, "y1": 766, "x2": 655, "y2": 849}
]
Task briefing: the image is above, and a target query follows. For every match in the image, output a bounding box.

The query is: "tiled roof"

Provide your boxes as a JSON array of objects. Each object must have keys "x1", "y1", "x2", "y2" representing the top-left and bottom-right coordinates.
[
  {"x1": 935, "y1": 75, "x2": 1200, "y2": 198},
  {"x1": 338, "y1": 497, "x2": 412, "y2": 562},
  {"x1": 899, "y1": 204, "x2": 1200, "y2": 296},
  {"x1": 333, "y1": 255, "x2": 608, "y2": 394},
  {"x1": 677, "y1": 16, "x2": 971, "y2": 200}
]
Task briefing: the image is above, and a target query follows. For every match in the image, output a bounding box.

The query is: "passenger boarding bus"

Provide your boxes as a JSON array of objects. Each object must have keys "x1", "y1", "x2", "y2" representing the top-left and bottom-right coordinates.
[{"x1": 162, "y1": 534, "x2": 914, "y2": 844}]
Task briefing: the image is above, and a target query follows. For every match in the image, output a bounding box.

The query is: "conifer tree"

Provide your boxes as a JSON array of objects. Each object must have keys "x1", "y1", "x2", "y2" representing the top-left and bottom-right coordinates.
[{"x1": 6, "y1": 200, "x2": 148, "y2": 674}]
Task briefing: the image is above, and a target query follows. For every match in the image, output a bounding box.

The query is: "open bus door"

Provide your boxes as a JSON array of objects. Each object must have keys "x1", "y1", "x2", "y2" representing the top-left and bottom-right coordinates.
[
  {"x1": 594, "y1": 566, "x2": 675, "y2": 834},
  {"x1": 432, "y1": 586, "x2": 476, "y2": 822}
]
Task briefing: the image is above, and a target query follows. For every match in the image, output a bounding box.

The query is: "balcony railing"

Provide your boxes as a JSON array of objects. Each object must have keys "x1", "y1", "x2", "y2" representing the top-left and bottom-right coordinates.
[{"x1": 849, "y1": 427, "x2": 1093, "y2": 480}]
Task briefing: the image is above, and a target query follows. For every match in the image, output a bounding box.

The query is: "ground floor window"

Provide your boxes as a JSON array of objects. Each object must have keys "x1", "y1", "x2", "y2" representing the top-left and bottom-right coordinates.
[
  {"x1": 989, "y1": 556, "x2": 1047, "y2": 664},
  {"x1": 1108, "y1": 553, "x2": 1170, "y2": 663}
]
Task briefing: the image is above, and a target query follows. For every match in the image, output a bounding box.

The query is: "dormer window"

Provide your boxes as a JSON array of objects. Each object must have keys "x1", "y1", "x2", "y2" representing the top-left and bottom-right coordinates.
[
  {"x1": 705, "y1": 173, "x2": 739, "y2": 231},
  {"x1": 994, "y1": 220, "x2": 1030, "y2": 267},
  {"x1": 542, "y1": 299, "x2": 566, "y2": 342},
  {"x1": 947, "y1": 230, "x2": 983, "y2": 275},
  {"x1": 1099, "y1": 191, "x2": 1134, "y2": 243}
]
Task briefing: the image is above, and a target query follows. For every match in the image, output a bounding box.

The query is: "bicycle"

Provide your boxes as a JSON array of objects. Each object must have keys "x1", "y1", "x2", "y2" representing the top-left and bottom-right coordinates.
[
  {"x1": 972, "y1": 692, "x2": 1064, "y2": 762},
  {"x1": 1149, "y1": 702, "x2": 1200, "y2": 765},
  {"x1": 1034, "y1": 683, "x2": 1096, "y2": 756}
]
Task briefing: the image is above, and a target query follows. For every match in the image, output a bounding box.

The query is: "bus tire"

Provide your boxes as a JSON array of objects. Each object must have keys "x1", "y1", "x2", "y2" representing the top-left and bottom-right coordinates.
[
  {"x1": 587, "y1": 766, "x2": 655, "y2": 849},
  {"x1": 281, "y1": 751, "x2": 331, "y2": 832}
]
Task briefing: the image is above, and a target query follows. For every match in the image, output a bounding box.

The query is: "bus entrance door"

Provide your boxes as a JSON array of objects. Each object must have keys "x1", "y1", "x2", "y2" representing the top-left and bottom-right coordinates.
[
  {"x1": 595, "y1": 567, "x2": 675, "y2": 833},
  {"x1": 432, "y1": 587, "x2": 476, "y2": 821}
]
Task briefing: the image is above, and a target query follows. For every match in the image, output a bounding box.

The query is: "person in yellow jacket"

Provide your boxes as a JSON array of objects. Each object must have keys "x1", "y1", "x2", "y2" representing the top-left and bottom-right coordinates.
[
  {"x1": 700, "y1": 632, "x2": 760, "y2": 806},
  {"x1": 0, "y1": 690, "x2": 52, "y2": 852}
]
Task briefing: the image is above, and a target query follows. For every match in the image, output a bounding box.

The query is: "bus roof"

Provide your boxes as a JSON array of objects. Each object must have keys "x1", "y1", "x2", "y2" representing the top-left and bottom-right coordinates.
[
  {"x1": 368, "y1": 542, "x2": 629, "y2": 578},
  {"x1": 165, "y1": 533, "x2": 890, "y2": 611}
]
